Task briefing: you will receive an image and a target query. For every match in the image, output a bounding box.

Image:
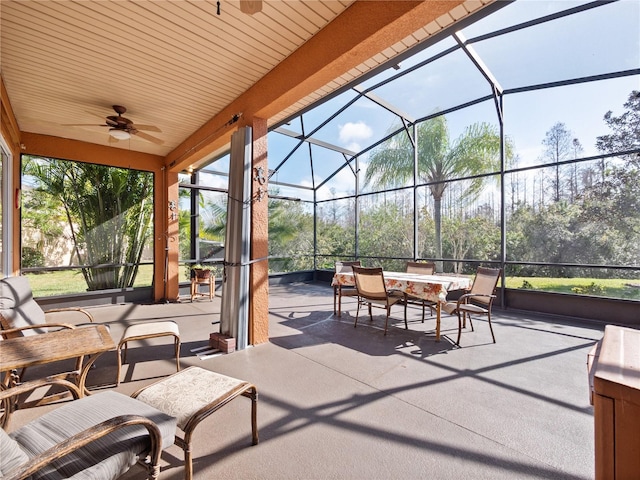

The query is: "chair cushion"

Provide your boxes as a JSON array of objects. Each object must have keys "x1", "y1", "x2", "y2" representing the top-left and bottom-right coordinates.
[
  {"x1": 10, "y1": 391, "x2": 176, "y2": 480},
  {"x1": 442, "y1": 301, "x2": 458, "y2": 315},
  {"x1": 458, "y1": 303, "x2": 489, "y2": 314},
  {"x1": 442, "y1": 301, "x2": 488, "y2": 315},
  {"x1": 0, "y1": 427, "x2": 30, "y2": 477},
  {"x1": 0, "y1": 276, "x2": 47, "y2": 337}
]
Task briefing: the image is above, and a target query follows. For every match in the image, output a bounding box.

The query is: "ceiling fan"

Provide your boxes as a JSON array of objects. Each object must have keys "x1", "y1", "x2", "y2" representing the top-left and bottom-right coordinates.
[{"x1": 65, "y1": 105, "x2": 163, "y2": 145}]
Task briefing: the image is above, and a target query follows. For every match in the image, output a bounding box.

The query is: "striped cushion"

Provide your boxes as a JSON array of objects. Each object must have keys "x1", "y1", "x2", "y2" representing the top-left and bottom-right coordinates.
[
  {"x1": 10, "y1": 391, "x2": 176, "y2": 480},
  {"x1": 0, "y1": 276, "x2": 47, "y2": 337},
  {"x1": 0, "y1": 427, "x2": 29, "y2": 476}
]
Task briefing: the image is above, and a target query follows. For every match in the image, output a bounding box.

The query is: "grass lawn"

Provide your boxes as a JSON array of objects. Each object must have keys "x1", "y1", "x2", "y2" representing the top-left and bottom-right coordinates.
[
  {"x1": 25, "y1": 265, "x2": 154, "y2": 297},
  {"x1": 505, "y1": 276, "x2": 640, "y2": 300},
  {"x1": 24, "y1": 269, "x2": 640, "y2": 301}
]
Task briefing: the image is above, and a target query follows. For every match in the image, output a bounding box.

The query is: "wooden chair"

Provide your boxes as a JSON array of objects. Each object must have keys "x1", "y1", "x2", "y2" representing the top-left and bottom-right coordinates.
[
  {"x1": 442, "y1": 267, "x2": 501, "y2": 346},
  {"x1": 402, "y1": 261, "x2": 437, "y2": 324},
  {"x1": 333, "y1": 260, "x2": 361, "y2": 317},
  {"x1": 352, "y1": 266, "x2": 402, "y2": 335},
  {"x1": 0, "y1": 390, "x2": 176, "y2": 480}
]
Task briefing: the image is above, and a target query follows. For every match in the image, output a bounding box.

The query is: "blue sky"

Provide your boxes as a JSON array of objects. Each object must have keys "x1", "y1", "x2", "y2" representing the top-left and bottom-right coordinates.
[{"x1": 264, "y1": 0, "x2": 639, "y2": 201}]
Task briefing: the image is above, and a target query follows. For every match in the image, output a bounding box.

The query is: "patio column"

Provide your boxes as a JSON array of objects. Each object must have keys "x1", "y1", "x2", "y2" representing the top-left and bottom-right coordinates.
[
  {"x1": 250, "y1": 117, "x2": 269, "y2": 344},
  {"x1": 154, "y1": 168, "x2": 180, "y2": 302}
]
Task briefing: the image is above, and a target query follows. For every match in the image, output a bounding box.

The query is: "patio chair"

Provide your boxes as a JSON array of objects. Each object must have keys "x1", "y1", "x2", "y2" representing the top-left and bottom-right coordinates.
[
  {"x1": 0, "y1": 390, "x2": 176, "y2": 480},
  {"x1": 352, "y1": 266, "x2": 402, "y2": 335},
  {"x1": 401, "y1": 261, "x2": 437, "y2": 324},
  {"x1": 0, "y1": 275, "x2": 96, "y2": 385},
  {"x1": 442, "y1": 267, "x2": 501, "y2": 346},
  {"x1": 333, "y1": 260, "x2": 361, "y2": 317},
  {"x1": 0, "y1": 276, "x2": 95, "y2": 339}
]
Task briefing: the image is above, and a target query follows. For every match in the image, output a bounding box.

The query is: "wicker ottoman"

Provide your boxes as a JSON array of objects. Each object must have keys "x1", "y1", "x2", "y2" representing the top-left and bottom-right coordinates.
[
  {"x1": 132, "y1": 366, "x2": 258, "y2": 480},
  {"x1": 116, "y1": 321, "x2": 181, "y2": 386}
]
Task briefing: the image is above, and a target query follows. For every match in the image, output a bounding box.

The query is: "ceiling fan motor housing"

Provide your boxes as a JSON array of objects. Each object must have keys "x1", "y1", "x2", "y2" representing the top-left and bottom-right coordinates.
[{"x1": 106, "y1": 105, "x2": 133, "y2": 129}]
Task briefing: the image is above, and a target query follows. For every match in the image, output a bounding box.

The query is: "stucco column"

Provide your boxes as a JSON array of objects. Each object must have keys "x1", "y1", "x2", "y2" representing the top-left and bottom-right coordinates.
[
  {"x1": 154, "y1": 168, "x2": 180, "y2": 302},
  {"x1": 250, "y1": 118, "x2": 269, "y2": 344}
]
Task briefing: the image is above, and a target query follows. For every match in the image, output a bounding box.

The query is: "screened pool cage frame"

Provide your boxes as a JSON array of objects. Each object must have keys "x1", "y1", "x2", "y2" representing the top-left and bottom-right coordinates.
[{"x1": 181, "y1": 0, "x2": 639, "y2": 293}]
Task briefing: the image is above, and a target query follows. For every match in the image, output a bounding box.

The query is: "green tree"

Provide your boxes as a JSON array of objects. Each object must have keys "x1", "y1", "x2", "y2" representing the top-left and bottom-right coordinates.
[
  {"x1": 590, "y1": 90, "x2": 640, "y2": 267},
  {"x1": 23, "y1": 157, "x2": 153, "y2": 290},
  {"x1": 540, "y1": 122, "x2": 575, "y2": 202},
  {"x1": 21, "y1": 187, "x2": 67, "y2": 266},
  {"x1": 201, "y1": 187, "x2": 315, "y2": 272},
  {"x1": 365, "y1": 115, "x2": 505, "y2": 270},
  {"x1": 596, "y1": 90, "x2": 640, "y2": 166},
  {"x1": 358, "y1": 201, "x2": 413, "y2": 270},
  {"x1": 268, "y1": 195, "x2": 314, "y2": 272},
  {"x1": 443, "y1": 214, "x2": 500, "y2": 274},
  {"x1": 198, "y1": 197, "x2": 227, "y2": 241}
]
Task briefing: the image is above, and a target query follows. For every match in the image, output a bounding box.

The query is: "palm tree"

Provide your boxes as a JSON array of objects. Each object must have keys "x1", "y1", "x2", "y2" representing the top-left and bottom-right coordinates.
[
  {"x1": 365, "y1": 115, "x2": 505, "y2": 270},
  {"x1": 23, "y1": 156, "x2": 153, "y2": 289}
]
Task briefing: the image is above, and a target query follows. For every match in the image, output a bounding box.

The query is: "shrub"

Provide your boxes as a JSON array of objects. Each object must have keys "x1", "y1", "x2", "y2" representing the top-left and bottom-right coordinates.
[
  {"x1": 572, "y1": 282, "x2": 605, "y2": 295},
  {"x1": 520, "y1": 280, "x2": 534, "y2": 289},
  {"x1": 21, "y1": 247, "x2": 45, "y2": 269}
]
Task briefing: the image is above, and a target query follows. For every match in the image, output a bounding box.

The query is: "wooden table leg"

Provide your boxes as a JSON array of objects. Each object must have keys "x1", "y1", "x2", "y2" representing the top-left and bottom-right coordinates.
[
  {"x1": 436, "y1": 302, "x2": 441, "y2": 342},
  {"x1": 78, "y1": 352, "x2": 106, "y2": 397}
]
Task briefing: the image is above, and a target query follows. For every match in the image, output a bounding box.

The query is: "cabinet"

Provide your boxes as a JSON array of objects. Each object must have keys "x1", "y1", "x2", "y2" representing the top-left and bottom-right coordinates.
[{"x1": 590, "y1": 325, "x2": 640, "y2": 479}]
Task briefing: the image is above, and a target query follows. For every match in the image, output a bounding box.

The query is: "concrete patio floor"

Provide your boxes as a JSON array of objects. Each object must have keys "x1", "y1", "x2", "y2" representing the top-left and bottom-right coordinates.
[{"x1": 8, "y1": 282, "x2": 605, "y2": 479}]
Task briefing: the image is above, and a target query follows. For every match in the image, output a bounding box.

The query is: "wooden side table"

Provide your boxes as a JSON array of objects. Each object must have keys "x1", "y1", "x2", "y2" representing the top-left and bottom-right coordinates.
[{"x1": 190, "y1": 276, "x2": 214, "y2": 301}]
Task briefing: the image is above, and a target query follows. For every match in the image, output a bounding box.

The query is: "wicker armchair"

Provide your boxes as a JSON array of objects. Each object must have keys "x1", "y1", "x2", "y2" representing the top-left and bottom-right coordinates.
[
  {"x1": 0, "y1": 390, "x2": 176, "y2": 480},
  {"x1": 0, "y1": 276, "x2": 95, "y2": 340},
  {"x1": 0, "y1": 276, "x2": 96, "y2": 386}
]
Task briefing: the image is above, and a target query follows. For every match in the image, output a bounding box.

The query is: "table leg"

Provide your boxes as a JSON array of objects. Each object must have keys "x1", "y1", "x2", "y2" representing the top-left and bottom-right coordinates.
[
  {"x1": 436, "y1": 302, "x2": 441, "y2": 342},
  {"x1": 78, "y1": 352, "x2": 107, "y2": 397}
]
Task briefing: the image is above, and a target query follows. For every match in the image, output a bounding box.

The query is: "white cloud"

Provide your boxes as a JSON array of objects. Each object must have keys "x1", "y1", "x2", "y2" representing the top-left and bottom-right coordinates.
[{"x1": 339, "y1": 121, "x2": 372, "y2": 145}]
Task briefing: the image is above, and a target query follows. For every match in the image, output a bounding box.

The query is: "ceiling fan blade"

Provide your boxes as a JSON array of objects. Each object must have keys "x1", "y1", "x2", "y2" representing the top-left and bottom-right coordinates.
[
  {"x1": 62, "y1": 123, "x2": 108, "y2": 127},
  {"x1": 86, "y1": 110, "x2": 108, "y2": 120},
  {"x1": 131, "y1": 124, "x2": 162, "y2": 132},
  {"x1": 133, "y1": 131, "x2": 164, "y2": 145},
  {"x1": 240, "y1": 0, "x2": 262, "y2": 14}
]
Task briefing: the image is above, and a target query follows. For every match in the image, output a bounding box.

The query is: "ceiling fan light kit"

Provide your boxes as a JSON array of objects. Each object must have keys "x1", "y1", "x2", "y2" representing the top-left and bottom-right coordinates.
[{"x1": 109, "y1": 129, "x2": 131, "y2": 140}]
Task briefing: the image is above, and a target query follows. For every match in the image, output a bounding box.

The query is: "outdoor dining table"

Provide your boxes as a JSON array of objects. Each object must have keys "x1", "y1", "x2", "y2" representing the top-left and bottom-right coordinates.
[{"x1": 332, "y1": 271, "x2": 471, "y2": 341}]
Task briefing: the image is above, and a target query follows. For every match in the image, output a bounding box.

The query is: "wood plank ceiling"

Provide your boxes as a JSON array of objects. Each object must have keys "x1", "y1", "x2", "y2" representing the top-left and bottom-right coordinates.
[{"x1": 1, "y1": 0, "x2": 491, "y2": 162}]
